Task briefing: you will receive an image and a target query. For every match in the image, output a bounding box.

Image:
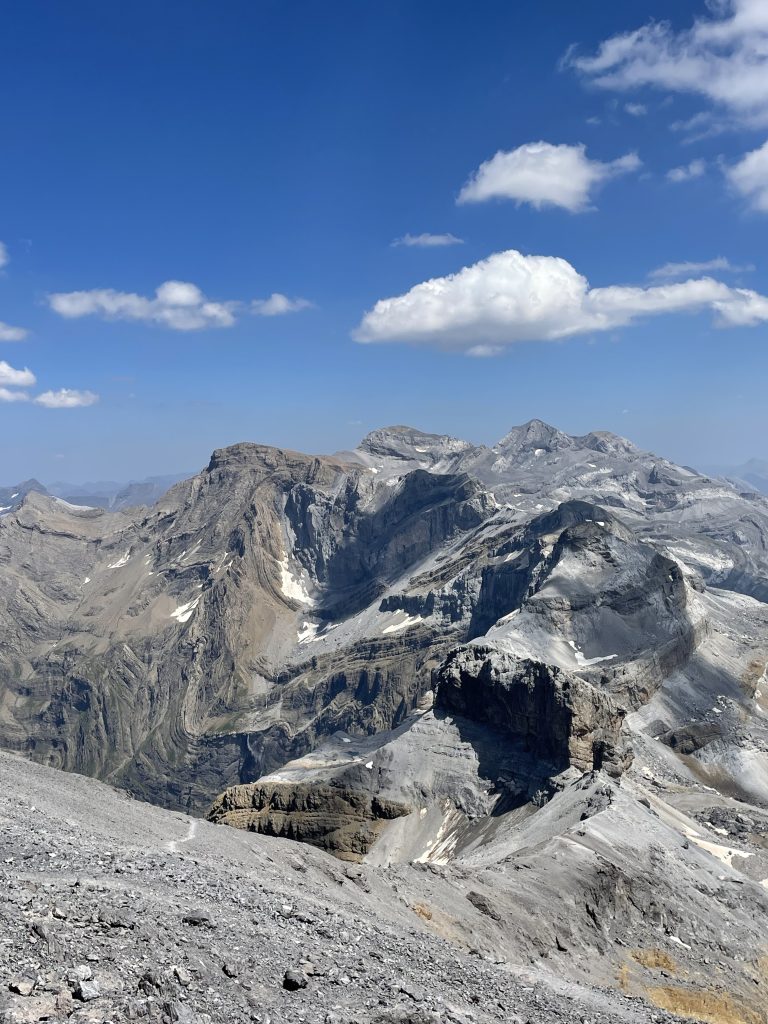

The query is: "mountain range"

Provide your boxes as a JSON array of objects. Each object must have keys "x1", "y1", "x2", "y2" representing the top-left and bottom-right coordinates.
[
  {"x1": 0, "y1": 472, "x2": 190, "y2": 516},
  {"x1": 1, "y1": 420, "x2": 767, "y2": 1023}
]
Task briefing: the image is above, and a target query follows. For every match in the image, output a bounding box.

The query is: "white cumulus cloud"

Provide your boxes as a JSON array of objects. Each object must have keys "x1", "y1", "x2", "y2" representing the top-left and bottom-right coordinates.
[
  {"x1": 48, "y1": 280, "x2": 237, "y2": 331},
  {"x1": 667, "y1": 158, "x2": 706, "y2": 183},
  {"x1": 391, "y1": 233, "x2": 464, "y2": 248},
  {"x1": 250, "y1": 293, "x2": 313, "y2": 316},
  {"x1": 353, "y1": 248, "x2": 768, "y2": 353},
  {"x1": 457, "y1": 141, "x2": 640, "y2": 212},
  {"x1": 726, "y1": 138, "x2": 768, "y2": 211},
  {"x1": 34, "y1": 389, "x2": 99, "y2": 409},
  {"x1": 0, "y1": 321, "x2": 28, "y2": 341},
  {"x1": 568, "y1": 0, "x2": 768, "y2": 126},
  {"x1": 0, "y1": 361, "x2": 36, "y2": 387}
]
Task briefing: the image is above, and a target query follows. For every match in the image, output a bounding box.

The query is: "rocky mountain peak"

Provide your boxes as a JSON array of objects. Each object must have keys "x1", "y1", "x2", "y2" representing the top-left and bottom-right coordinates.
[
  {"x1": 493, "y1": 418, "x2": 573, "y2": 456},
  {"x1": 0, "y1": 477, "x2": 49, "y2": 511},
  {"x1": 578, "y1": 429, "x2": 641, "y2": 457},
  {"x1": 357, "y1": 424, "x2": 473, "y2": 463}
]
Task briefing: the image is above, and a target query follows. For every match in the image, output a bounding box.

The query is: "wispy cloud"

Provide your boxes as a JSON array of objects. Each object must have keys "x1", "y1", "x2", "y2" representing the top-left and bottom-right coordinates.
[
  {"x1": 670, "y1": 111, "x2": 730, "y2": 143},
  {"x1": 457, "y1": 141, "x2": 640, "y2": 212},
  {"x1": 568, "y1": 3, "x2": 768, "y2": 207},
  {"x1": 625, "y1": 102, "x2": 647, "y2": 116},
  {"x1": 354, "y1": 248, "x2": 768, "y2": 353},
  {"x1": 666, "y1": 158, "x2": 707, "y2": 183},
  {"x1": 0, "y1": 387, "x2": 30, "y2": 403},
  {"x1": 0, "y1": 321, "x2": 28, "y2": 341},
  {"x1": 0, "y1": 242, "x2": 8, "y2": 269},
  {"x1": 250, "y1": 293, "x2": 313, "y2": 316},
  {"x1": 391, "y1": 232, "x2": 464, "y2": 248},
  {"x1": 35, "y1": 388, "x2": 99, "y2": 408},
  {"x1": 567, "y1": 0, "x2": 768, "y2": 127},
  {"x1": 726, "y1": 139, "x2": 768, "y2": 211},
  {"x1": 649, "y1": 257, "x2": 754, "y2": 280}
]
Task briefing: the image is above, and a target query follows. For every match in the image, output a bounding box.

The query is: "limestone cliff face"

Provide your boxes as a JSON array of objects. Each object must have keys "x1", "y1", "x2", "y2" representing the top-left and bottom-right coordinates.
[
  {"x1": 206, "y1": 495, "x2": 716, "y2": 861},
  {"x1": 0, "y1": 443, "x2": 492, "y2": 810}
]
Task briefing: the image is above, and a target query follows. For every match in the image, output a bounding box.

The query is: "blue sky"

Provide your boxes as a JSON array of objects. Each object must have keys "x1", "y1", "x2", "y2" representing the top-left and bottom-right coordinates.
[{"x1": 2, "y1": 0, "x2": 768, "y2": 481}]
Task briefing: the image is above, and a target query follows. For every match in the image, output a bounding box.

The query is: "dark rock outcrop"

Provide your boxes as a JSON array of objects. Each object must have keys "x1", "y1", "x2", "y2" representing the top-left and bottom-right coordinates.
[
  {"x1": 434, "y1": 645, "x2": 631, "y2": 777},
  {"x1": 208, "y1": 779, "x2": 410, "y2": 861}
]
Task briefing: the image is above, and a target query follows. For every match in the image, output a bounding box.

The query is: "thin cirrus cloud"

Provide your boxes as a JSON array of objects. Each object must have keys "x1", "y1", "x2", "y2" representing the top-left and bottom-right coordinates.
[
  {"x1": 457, "y1": 142, "x2": 641, "y2": 212},
  {"x1": 250, "y1": 293, "x2": 313, "y2": 316},
  {"x1": 48, "y1": 280, "x2": 313, "y2": 328},
  {"x1": 0, "y1": 360, "x2": 98, "y2": 408},
  {"x1": 0, "y1": 241, "x2": 8, "y2": 269},
  {"x1": 353, "y1": 248, "x2": 768, "y2": 355},
  {"x1": 667, "y1": 159, "x2": 706, "y2": 183},
  {"x1": 391, "y1": 233, "x2": 464, "y2": 248},
  {"x1": 648, "y1": 257, "x2": 754, "y2": 281}
]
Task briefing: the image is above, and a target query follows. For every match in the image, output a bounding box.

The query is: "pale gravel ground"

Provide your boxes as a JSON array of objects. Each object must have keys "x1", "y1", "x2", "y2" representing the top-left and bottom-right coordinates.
[{"x1": 0, "y1": 751, "x2": 691, "y2": 1024}]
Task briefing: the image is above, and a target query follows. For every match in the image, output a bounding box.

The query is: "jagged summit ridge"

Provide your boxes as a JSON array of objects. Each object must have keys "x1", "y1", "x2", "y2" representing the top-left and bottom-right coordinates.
[{"x1": 354, "y1": 417, "x2": 642, "y2": 463}]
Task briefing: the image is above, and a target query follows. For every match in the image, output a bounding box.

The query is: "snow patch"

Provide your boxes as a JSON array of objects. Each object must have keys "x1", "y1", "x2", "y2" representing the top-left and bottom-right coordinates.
[
  {"x1": 682, "y1": 825, "x2": 753, "y2": 867},
  {"x1": 54, "y1": 497, "x2": 94, "y2": 511},
  {"x1": 278, "y1": 554, "x2": 314, "y2": 605},
  {"x1": 107, "y1": 550, "x2": 131, "y2": 569},
  {"x1": 170, "y1": 597, "x2": 200, "y2": 623},
  {"x1": 567, "y1": 639, "x2": 617, "y2": 667},
  {"x1": 82, "y1": 577, "x2": 90, "y2": 585},
  {"x1": 297, "y1": 620, "x2": 320, "y2": 644},
  {"x1": 382, "y1": 614, "x2": 422, "y2": 635}
]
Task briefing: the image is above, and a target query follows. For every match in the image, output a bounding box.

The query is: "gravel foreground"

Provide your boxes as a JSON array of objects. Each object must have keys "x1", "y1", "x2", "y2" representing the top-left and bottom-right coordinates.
[{"x1": 0, "y1": 750, "x2": 699, "y2": 1024}]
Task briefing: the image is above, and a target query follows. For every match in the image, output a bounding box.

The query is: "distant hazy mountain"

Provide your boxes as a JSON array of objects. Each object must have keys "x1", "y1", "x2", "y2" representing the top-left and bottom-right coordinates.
[
  {"x1": 0, "y1": 478, "x2": 49, "y2": 514},
  {"x1": 702, "y1": 458, "x2": 768, "y2": 496},
  {"x1": 46, "y1": 472, "x2": 192, "y2": 510},
  {"x1": 716, "y1": 462, "x2": 768, "y2": 497}
]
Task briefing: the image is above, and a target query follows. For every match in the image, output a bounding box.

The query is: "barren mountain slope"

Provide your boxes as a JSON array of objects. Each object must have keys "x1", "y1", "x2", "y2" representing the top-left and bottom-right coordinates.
[
  {"x1": 1, "y1": 748, "x2": 754, "y2": 1024},
  {"x1": 2, "y1": 421, "x2": 768, "y2": 820}
]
